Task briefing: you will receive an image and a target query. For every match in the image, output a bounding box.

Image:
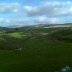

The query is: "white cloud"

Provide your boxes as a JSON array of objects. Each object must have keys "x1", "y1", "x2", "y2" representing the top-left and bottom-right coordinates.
[
  {"x1": 35, "y1": 16, "x2": 64, "y2": 24},
  {"x1": 0, "y1": 0, "x2": 72, "y2": 26},
  {"x1": 0, "y1": 3, "x2": 20, "y2": 13},
  {"x1": 21, "y1": 0, "x2": 72, "y2": 24},
  {"x1": 23, "y1": 6, "x2": 34, "y2": 12},
  {"x1": 0, "y1": 18, "x2": 4, "y2": 21},
  {"x1": 38, "y1": 16, "x2": 48, "y2": 22},
  {"x1": 49, "y1": 18, "x2": 61, "y2": 24},
  {"x1": 0, "y1": 17, "x2": 37, "y2": 27},
  {"x1": 23, "y1": 6, "x2": 37, "y2": 16},
  {"x1": 23, "y1": 1, "x2": 72, "y2": 17},
  {"x1": 5, "y1": 19, "x2": 11, "y2": 23}
]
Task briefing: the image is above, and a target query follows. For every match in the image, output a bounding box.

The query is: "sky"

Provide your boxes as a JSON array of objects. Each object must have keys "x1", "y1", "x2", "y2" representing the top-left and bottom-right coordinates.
[{"x1": 0, "y1": 0, "x2": 72, "y2": 26}]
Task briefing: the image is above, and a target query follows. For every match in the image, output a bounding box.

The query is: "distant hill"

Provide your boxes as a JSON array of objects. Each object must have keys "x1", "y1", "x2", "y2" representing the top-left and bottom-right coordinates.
[{"x1": 0, "y1": 25, "x2": 71, "y2": 50}]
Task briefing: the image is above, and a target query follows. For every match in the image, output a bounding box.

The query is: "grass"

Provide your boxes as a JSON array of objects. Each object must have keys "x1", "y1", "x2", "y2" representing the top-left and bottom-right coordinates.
[
  {"x1": 9, "y1": 32, "x2": 23, "y2": 38},
  {"x1": 0, "y1": 42, "x2": 72, "y2": 72},
  {"x1": 0, "y1": 27, "x2": 72, "y2": 72}
]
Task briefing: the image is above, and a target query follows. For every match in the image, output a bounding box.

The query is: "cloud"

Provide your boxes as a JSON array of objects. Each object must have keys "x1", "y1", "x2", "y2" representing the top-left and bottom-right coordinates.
[
  {"x1": 0, "y1": 3, "x2": 20, "y2": 13},
  {"x1": 0, "y1": 18, "x2": 4, "y2": 21},
  {"x1": 5, "y1": 19, "x2": 11, "y2": 23},
  {"x1": 35, "y1": 16, "x2": 65, "y2": 24},
  {"x1": 23, "y1": 1, "x2": 72, "y2": 17},
  {"x1": 21, "y1": 0, "x2": 72, "y2": 24},
  {"x1": 0, "y1": 0, "x2": 72, "y2": 26},
  {"x1": 0, "y1": 17, "x2": 37, "y2": 27}
]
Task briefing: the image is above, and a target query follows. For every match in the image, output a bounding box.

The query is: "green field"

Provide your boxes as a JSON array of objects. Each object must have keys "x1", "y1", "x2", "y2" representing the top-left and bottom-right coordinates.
[{"x1": 0, "y1": 26, "x2": 72, "y2": 72}]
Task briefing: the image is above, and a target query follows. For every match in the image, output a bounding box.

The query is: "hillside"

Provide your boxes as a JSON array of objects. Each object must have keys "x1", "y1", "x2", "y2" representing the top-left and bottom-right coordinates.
[
  {"x1": 0, "y1": 25, "x2": 72, "y2": 72},
  {"x1": 0, "y1": 26, "x2": 72, "y2": 50}
]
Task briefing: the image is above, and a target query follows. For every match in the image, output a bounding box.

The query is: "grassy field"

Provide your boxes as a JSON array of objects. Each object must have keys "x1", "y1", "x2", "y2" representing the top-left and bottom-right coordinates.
[{"x1": 0, "y1": 27, "x2": 72, "y2": 72}]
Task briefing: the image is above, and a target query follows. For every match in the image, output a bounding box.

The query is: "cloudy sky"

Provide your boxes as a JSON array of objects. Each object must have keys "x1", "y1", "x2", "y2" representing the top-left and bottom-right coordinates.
[{"x1": 0, "y1": 0, "x2": 72, "y2": 27}]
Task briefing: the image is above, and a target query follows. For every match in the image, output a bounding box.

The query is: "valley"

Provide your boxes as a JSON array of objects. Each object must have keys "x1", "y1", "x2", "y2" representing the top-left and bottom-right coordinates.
[{"x1": 0, "y1": 24, "x2": 72, "y2": 72}]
